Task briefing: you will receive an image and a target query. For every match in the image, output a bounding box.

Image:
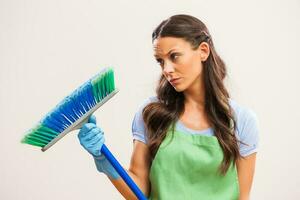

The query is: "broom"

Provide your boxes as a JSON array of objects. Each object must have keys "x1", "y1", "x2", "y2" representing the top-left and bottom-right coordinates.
[{"x1": 21, "y1": 67, "x2": 147, "y2": 200}]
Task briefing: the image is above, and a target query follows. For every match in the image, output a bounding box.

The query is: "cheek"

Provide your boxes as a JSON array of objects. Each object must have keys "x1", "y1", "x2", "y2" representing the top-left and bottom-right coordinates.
[{"x1": 183, "y1": 56, "x2": 203, "y2": 76}]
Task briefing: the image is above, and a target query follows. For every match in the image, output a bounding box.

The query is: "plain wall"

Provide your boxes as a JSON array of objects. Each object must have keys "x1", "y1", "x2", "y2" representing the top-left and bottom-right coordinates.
[{"x1": 1, "y1": 0, "x2": 299, "y2": 199}]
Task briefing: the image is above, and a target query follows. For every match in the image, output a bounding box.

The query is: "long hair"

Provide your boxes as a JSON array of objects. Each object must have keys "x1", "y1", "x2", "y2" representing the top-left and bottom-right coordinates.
[{"x1": 143, "y1": 14, "x2": 241, "y2": 175}]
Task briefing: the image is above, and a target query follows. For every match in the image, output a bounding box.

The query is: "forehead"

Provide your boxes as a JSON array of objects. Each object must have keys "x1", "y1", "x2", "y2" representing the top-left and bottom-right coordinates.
[{"x1": 153, "y1": 37, "x2": 190, "y2": 56}]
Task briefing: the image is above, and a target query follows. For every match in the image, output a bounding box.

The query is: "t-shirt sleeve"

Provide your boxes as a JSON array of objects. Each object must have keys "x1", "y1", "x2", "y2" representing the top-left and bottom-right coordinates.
[
  {"x1": 131, "y1": 97, "x2": 157, "y2": 144},
  {"x1": 236, "y1": 107, "x2": 260, "y2": 157}
]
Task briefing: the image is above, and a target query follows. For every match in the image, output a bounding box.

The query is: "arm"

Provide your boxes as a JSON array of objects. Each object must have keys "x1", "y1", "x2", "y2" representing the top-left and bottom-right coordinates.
[
  {"x1": 78, "y1": 116, "x2": 151, "y2": 200},
  {"x1": 108, "y1": 140, "x2": 151, "y2": 200},
  {"x1": 236, "y1": 153, "x2": 257, "y2": 200}
]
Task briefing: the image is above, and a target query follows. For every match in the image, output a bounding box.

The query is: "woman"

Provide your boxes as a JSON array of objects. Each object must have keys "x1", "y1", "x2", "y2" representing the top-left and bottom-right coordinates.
[{"x1": 78, "y1": 14, "x2": 259, "y2": 200}]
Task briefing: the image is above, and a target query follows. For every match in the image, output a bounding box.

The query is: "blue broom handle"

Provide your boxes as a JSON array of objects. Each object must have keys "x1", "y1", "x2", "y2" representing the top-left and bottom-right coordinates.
[{"x1": 101, "y1": 144, "x2": 148, "y2": 200}]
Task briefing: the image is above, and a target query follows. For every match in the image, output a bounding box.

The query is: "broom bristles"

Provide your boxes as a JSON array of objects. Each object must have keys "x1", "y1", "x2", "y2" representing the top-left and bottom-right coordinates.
[{"x1": 21, "y1": 67, "x2": 117, "y2": 149}]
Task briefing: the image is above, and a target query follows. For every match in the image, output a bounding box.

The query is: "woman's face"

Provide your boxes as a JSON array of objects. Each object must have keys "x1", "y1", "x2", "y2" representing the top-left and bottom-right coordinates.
[{"x1": 153, "y1": 37, "x2": 209, "y2": 92}]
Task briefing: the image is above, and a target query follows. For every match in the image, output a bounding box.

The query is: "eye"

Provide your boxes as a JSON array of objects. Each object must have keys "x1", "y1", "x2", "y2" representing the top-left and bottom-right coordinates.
[
  {"x1": 170, "y1": 53, "x2": 179, "y2": 61},
  {"x1": 156, "y1": 58, "x2": 164, "y2": 66}
]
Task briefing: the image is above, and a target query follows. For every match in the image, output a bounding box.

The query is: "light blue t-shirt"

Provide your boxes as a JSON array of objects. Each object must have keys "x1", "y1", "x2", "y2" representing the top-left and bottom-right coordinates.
[{"x1": 131, "y1": 96, "x2": 259, "y2": 157}]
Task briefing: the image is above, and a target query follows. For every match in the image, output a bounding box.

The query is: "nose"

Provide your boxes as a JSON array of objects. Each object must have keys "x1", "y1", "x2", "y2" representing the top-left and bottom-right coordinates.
[{"x1": 163, "y1": 61, "x2": 175, "y2": 74}]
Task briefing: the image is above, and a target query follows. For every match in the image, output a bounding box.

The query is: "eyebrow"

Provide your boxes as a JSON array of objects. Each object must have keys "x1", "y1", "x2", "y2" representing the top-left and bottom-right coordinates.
[{"x1": 154, "y1": 49, "x2": 178, "y2": 58}]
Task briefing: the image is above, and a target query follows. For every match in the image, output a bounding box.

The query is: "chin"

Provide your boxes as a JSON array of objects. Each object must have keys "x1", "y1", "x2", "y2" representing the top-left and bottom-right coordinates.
[{"x1": 172, "y1": 85, "x2": 186, "y2": 92}]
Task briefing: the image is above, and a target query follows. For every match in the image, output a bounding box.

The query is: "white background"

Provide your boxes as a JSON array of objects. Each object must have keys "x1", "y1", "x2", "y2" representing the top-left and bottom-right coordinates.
[{"x1": 1, "y1": 0, "x2": 299, "y2": 199}]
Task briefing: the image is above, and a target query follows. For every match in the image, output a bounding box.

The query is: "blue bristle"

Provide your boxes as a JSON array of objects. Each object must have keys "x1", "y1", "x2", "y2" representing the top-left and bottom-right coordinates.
[
  {"x1": 43, "y1": 105, "x2": 73, "y2": 133},
  {"x1": 71, "y1": 89, "x2": 85, "y2": 116},
  {"x1": 40, "y1": 80, "x2": 98, "y2": 133},
  {"x1": 40, "y1": 100, "x2": 66, "y2": 132},
  {"x1": 49, "y1": 110, "x2": 69, "y2": 131},
  {"x1": 77, "y1": 87, "x2": 89, "y2": 112},
  {"x1": 57, "y1": 97, "x2": 76, "y2": 123},
  {"x1": 83, "y1": 81, "x2": 96, "y2": 110},
  {"x1": 43, "y1": 112, "x2": 65, "y2": 133},
  {"x1": 53, "y1": 107, "x2": 72, "y2": 127},
  {"x1": 65, "y1": 96, "x2": 81, "y2": 120},
  {"x1": 83, "y1": 82, "x2": 97, "y2": 109}
]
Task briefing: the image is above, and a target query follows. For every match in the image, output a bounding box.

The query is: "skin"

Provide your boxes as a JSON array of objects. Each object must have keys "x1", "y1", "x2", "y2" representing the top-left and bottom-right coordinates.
[
  {"x1": 109, "y1": 37, "x2": 257, "y2": 200},
  {"x1": 153, "y1": 36, "x2": 210, "y2": 129}
]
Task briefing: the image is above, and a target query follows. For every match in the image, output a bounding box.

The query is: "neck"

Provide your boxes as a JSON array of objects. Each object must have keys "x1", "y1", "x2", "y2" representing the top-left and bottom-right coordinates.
[{"x1": 183, "y1": 77, "x2": 205, "y2": 110}]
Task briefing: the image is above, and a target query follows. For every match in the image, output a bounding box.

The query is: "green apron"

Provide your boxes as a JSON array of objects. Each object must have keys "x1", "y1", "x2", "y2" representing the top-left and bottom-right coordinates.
[{"x1": 149, "y1": 127, "x2": 239, "y2": 200}]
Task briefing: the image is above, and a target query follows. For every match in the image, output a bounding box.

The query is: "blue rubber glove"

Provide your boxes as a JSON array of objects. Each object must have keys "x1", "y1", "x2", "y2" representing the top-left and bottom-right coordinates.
[{"x1": 78, "y1": 115, "x2": 120, "y2": 179}]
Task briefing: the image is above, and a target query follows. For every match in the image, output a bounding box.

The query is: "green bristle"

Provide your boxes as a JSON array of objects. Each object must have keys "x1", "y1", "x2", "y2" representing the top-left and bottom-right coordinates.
[
  {"x1": 101, "y1": 73, "x2": 106, "y2": 97},
  {"x1": 92, "y1": 67, "x2": 115, "y2": 103},
  {"x1": 98, "y1": 74, "x2": 105, "y2": 99},
  {"x1": 92, "y1": 74, "x2": 102, "y2": 102},
  {"x1": 106, "y1": 68, "x2": 115, "y2": 94},
  {"x1": 21, "y1": 124, "x2": 59, "y2": 147},
  {"x1": 26, "y1": 134, "x2": 49, "y2": 144},
  {"x1": 24, "y1": 140, "x2": 46, "y2": 147},
  {"x1": 110, "y1": 70, "x2": 115, "y2": 92}
]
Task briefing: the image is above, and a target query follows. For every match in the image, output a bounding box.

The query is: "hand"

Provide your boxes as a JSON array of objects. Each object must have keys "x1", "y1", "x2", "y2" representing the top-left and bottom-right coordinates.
[
  {"x1": 78, "y1": 115, "x2": 104, "y2": 157},
  {"x1": 78, "y1": 115, "x2": 120, "y2": 179}
]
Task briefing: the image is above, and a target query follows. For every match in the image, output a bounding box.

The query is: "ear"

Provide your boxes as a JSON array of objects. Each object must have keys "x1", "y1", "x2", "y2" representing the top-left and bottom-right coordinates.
[{"x1": 197, "y1": 42, "x2": 210, "y2": 62}]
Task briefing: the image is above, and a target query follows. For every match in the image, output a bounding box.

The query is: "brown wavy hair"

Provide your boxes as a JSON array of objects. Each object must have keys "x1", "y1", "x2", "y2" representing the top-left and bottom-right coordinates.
[{"x1": 142, "y1": 14, "x2": 241, "y2": 175}]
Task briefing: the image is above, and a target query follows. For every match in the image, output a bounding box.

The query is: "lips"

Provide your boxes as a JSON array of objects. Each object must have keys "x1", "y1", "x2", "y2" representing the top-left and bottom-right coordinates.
[{"x1": 170, "y1": 78, "x2": 181, "y2": 84}]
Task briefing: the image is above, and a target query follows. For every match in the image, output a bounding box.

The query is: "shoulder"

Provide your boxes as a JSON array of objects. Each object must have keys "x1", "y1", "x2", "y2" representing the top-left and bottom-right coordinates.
[
  {"x1": 131, "y1": 96, "x2": 159, "y2": 144},
  {"x1": 229, "y1": 98, "x2": 259, "y2": 131},
  {"x1": 139, "y1": 96, "x2": 159, "y2": 108},
  {"x1": 229, "y1": 98, "x2": 260, "y2": 157},
  {"x1": 135, "y1": 95, "x2": 159, "y2": 120},
  {"x1": 135, "y1": 96, "x2": 159, "y2": 115}
]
